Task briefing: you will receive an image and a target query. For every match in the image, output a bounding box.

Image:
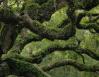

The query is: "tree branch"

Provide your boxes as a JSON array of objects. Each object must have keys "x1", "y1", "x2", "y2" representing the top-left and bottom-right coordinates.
[
  {"x1": 28, "y1": 37, "x2": 78, "y2": 61},
  {"x1": 75, "y1": 48, "x2": 99, "y2": 61},
  {"x1": 20, "y1": 14, "x2": 75, "y2": 40},
  {"x1": 77, "y1": 23, "x2": 99, "y2": 33},
  {"x1": 5, "y1": 58, "x2": 51, "y2": 77},
  {"x1": 41, "y1": 59, "x2": 99, "y2": 72},
  {"x1": 3, "y1": 36, "x2": 99, "y2": 64},
  {"x1": 11, "y1": 28, "x2": 42, "y2": 53},
  {"x1": 1, "y1": 37, "x2": 78, "y2": 63}
]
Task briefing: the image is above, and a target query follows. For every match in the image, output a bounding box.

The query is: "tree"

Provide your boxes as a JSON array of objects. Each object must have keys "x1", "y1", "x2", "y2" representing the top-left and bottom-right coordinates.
[{"x1": 0, "y1": 0, "x2": 99, "y2": 77}]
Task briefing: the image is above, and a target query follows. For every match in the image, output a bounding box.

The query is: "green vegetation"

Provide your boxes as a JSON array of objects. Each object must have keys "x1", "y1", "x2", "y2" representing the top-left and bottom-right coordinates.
[{"x1": 0, "y1": 0, "x2": 99, "y2": 77}]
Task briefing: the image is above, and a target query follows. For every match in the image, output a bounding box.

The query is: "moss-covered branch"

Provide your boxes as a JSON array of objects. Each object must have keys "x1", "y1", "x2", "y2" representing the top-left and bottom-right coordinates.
[
  {"x1": 20, "y1": 14, "x2": 75, "y2": 40},
  {"x1": 1, "y1": 37, "x2": 77, "y2": 63},
  {"x1": 3, "y1": 58, "x2": 99, "y2": 77},
  {"x1": 0, "y1": 7, "x2": 75, "y2": 40},
  {"x1": 2, "y1": 35, "x2": 99, "y2": 64},
  {"x1": 75, "y1": 48, "x2": 99, "y2": 61},
  {"x1": 4, "y1": 36, "x2": 99, "y2": 63},
  {"x1": 76, "y1": 10, "x2": 99, "y2": 25},
  {"x1": 32, "y1": 43, "x2": 99, "y2": 62},
  {"x1": 11, "y1": 28, "x2": 42, "y2": 53},
  {"x1": 41, "y1": 59, "x2": 99, "y2": 72},
  {"x1": 30, "y1": 42, "x2": 99, "y2": 62},
  {"x1": 5, "y1": 58, "x2": 51, "y2": 77},
  {"x1": 24, "y1": 37, "x2": 78, "y2": 61},
  {"x1": 77, "y1": 23, "x2": 99, "y2": 33}
]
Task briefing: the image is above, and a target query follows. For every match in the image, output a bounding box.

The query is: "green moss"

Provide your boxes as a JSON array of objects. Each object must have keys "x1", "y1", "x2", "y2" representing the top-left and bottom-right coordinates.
[
  {"x1": 21, "y1": 37, "x2": 78, "y2": 59},
  {"x1": 6, "y1": 59, "x2": 51, "y2": 77},
  {"x1": 89, "y1": 5, "x2": 99, "y2": 13},
  {"x1": 80, "y1": 16, "x2": 89, "y2": 24},
  {"x1": 43, "y1": 7, "x2": 68, "y2": 28}
]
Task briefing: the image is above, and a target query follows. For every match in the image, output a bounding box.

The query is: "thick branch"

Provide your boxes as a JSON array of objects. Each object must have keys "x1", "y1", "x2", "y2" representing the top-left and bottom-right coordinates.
[
  {"x1": 23, "y1": 37, "x2": 78, "y2": 61},
  {"x1": 41, "y1": 59, "x2": 99, "y2": 72},
  {"x1": 31, "y1": 44, "x2": 99, "y2": 63},
  {"x1": 0, "y1": 8, "x2": 75, "y2": 40},
  {"x1": 5, "y1": 58, "x2": 51, "y2": 77},
  {"x1": 1, "y1": 33, "x2": 42, "y2": 63},
  {"x1": 11, "y1": 28, "x2": 42, "y2": 53},
  {"x1": 20, "y1": 14, "x2": 75, "y2": 40},
  {"x1": 3, "y1": 36, "x2": 99, "y2": 64},
  {"x1": 1, "y1": 37, "x2": 78, "y2": 63},
  {"x1": 75, "y1": 48, "x2": 99, "y2": 61},
  {"x1": 76, "y1": 10, "x2": 99, "y2": 25}
]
